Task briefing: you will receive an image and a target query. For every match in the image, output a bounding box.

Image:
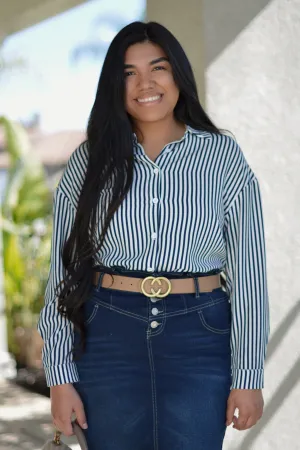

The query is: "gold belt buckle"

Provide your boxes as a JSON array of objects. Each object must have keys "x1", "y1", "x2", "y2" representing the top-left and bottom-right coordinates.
[{"x1": 140, "y1": 276, "x2": 172, "y2": 298}]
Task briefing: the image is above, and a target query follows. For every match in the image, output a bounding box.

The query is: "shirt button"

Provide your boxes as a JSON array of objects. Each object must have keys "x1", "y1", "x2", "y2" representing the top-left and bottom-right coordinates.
[
  {"x1": 154, "y1": 168, "x2": 159, "y2": 174},
  {"x1": 151, "y1": 308, "x2": 159, "y2": 315},
  {"x1": 152, "y1": 232, "x2": 157, "y2": 239},
  {"x1": 150, "y1": 321, "x2": 160, "y2": 328},
  {"x1": 148, "y1": 267, "x2": 154, "y2": 272},
  {"x1": 152, "y1": 198, "x2": 158, "y2": 204}
]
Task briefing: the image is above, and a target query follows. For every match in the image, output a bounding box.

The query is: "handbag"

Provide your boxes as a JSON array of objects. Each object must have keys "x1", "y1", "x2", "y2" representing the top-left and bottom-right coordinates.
[{"x1": 41, "y1": 420, "x2": 88, "y2": 450}]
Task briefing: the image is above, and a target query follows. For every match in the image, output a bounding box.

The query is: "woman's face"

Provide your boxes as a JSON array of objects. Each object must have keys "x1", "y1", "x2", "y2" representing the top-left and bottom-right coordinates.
[{"x1": 124, "y1": 41, "x2": 180, "y2": 124}]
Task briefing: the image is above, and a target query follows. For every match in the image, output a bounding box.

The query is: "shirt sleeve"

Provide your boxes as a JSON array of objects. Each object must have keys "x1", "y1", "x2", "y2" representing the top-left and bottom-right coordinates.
[
  {"x1": 37, "y1": 142, "x2": 88, "y2": 386},
  {"x1": 37, "y1": 187, "x2": 79, "y2": 386},
  {"x1": 223, "y1": 176, "x2": 270, "y2": 389}
]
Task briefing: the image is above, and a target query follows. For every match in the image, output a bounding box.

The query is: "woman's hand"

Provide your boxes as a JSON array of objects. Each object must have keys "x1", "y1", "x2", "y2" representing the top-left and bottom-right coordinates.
[
  {"x1": 226, "y1": 388, "x2": 264, "y2": 430},
  {"x1": 50, "y1": 383, "x2": 88, "y2": 436}
]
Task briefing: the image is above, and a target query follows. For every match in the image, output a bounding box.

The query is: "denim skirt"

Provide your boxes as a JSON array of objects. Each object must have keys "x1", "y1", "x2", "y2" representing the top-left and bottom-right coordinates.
[{"x1": 73, "y1": 269, "x2": 232, "y2": 450}]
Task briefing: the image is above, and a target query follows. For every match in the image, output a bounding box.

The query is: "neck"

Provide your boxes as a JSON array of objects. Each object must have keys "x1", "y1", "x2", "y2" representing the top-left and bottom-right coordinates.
[{"x1": 133, "y1": 116, "x2": 186, "y2": 147}]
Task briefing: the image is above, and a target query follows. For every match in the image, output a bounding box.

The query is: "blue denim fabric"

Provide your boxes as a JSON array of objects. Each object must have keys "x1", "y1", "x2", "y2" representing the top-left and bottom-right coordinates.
[{"x1": 73, "y1": 268, "x2": 232, "y2": 450}]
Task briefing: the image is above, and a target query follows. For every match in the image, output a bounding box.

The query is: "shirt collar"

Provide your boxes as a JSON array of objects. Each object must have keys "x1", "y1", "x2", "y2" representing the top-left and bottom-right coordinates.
[
  {"x1": 132, "y1": 124, "x2": 212, "y2": 157},
  {"x1": 185, "y1": 125, "x2": 213, "y2": 139}
]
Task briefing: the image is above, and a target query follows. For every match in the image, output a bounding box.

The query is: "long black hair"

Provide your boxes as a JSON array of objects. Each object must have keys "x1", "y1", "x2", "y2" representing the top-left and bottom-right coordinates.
[{"x1": 56, "y1": 21, "x2": 223, "y2": 353}]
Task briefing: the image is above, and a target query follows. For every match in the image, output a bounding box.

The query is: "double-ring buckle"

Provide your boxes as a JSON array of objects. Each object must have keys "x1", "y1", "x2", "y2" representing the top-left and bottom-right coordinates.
[{"x1": 140, "y1": 276, "x2": 172, "y2": 298}]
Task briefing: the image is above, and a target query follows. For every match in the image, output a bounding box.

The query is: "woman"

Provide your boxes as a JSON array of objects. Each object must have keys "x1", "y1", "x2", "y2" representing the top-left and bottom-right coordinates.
[{"x1": 38, "y1": 21, "x2": 270, "y2": 450}]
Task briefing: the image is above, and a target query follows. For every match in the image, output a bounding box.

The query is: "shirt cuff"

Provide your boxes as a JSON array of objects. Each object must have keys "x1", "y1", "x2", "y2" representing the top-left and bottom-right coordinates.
[
  {"x1": 44, "y1": 363, "x2": 79, "y2": 387},
  {"x1": 231, "y1": 368, "x2": 264, "y2": 389}
]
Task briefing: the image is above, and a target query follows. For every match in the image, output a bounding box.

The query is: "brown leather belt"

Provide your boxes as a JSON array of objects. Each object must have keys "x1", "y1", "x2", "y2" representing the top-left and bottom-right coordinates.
[{"x1": 93, "y1": 272, "x2": 221, "y2": 298}]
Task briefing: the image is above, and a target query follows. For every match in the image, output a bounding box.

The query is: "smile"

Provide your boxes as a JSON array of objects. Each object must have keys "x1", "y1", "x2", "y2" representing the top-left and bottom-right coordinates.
[{"x1": 136, "y1": 94, "x2": 163, "y2": 104}]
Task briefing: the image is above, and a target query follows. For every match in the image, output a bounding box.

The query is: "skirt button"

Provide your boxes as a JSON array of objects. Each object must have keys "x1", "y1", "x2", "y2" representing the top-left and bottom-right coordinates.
[{"x1": 150, "y1": 321, "x2": 160, "y2": 329}]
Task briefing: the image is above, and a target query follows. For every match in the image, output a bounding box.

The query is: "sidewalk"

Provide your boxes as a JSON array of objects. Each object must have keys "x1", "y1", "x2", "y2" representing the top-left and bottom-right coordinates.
[{"x1": 0, "y1": 379, "x2": 80, "y2": 450}]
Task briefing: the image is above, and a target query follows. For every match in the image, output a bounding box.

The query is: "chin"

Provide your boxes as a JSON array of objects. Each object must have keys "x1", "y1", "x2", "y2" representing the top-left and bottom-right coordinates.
[{"x1": 134, "y1": 112, "x2": 168, "y2": 123}]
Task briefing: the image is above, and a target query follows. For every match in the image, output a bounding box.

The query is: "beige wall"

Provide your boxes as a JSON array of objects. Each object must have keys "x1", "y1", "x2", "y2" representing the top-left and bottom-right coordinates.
[{"x1": 0, "y1": 0, "x2": 86, "y2": 38}]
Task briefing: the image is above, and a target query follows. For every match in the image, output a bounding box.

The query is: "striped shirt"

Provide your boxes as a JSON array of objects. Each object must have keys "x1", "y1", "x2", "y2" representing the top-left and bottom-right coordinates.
[{"x1": 37, "y1": 125, "x2": 270, "y2": 389}]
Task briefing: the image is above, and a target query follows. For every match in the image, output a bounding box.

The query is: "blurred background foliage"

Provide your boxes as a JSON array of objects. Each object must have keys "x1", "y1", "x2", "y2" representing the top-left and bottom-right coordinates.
[{"x1": 0, "y1": 116, "x2": 53, "y2": 362}]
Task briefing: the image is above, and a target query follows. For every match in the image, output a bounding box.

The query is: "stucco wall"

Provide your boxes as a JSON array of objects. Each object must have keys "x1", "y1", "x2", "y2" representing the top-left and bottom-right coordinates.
[{"x1": 203, "y1": 0, "x2": 300, "y2": 448}]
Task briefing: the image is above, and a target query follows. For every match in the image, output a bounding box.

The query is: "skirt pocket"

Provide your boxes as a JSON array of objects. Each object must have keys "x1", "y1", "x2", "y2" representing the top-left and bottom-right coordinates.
[
  {"x1": 197, "y1": 295, "x2": 231, "y2": 335},
  {"x1": 84, "y1": 301, "x2": 99, "y2": 325}
]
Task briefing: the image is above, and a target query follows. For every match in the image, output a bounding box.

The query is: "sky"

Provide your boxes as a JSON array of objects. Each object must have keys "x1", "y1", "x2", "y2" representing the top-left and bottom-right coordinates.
[{"x1": 0, "y1": 0, "x2": 145, "y2": 132}]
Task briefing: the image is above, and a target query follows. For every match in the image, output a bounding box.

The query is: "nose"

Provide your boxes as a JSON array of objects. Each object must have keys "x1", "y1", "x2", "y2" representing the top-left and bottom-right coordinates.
[{"x1": 137, "y1": 71, "x2": 155, "y2": 89}]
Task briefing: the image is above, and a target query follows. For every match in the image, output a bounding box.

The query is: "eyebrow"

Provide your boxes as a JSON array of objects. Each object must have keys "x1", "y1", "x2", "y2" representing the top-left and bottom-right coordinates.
[{"x1": 124, "y1": 56, "x2": 169, "y2": 69}]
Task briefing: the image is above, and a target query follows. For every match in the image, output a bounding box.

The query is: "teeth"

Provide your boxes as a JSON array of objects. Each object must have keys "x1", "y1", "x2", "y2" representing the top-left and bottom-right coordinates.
[{"x1": 137, "y1": 95, "x2": 161, "y2": 103}]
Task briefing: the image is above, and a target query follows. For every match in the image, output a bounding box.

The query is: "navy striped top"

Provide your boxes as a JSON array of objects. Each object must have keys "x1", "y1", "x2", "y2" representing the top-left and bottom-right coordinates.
[{"x1": 37, "y1": 125, "x2": 270, "y2": 389}]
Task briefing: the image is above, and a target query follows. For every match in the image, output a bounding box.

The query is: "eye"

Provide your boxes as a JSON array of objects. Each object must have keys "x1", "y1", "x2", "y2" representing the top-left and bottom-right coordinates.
[
  {"x1": 124, "y1": 71, "x2": 135, "y2": 77},
  {"x1": 152, "y1": 66, "x2": 166, "y2": 71}
]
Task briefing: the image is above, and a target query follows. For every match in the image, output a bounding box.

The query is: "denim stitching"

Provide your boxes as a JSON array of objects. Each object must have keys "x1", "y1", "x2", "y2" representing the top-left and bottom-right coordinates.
[
  {"x1": 147, "y1": 338, "x2": 159, "y2": 450},
  {"x1": 84, "y1": 304, "x2": 99, "y2": 325},
  {"x1": 198, "y1": 304, "x2": 231, "y2": 334},
  {"x1": 149, "y1": 316, "x2": 166, "y2": 336},
  {"x1": 154, "y1": 297, "x2": 228, "y2": 319},
  {"x1": 208, "y1": 292, "x2": 230, "y2": 303},
  {"x1": 198, "y1": 310, "x2": 231, "y2": 334},
  {"x1": 90, "y1": 294, "x2": 228, "y2": 321},
  {"x1": 92, "y1": 298, "x2": 147, "y2": 322}
]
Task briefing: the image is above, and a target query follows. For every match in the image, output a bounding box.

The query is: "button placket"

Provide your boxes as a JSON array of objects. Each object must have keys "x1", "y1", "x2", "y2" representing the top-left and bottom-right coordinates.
[{"x1": 148, "y1": 167, "x2": 159, "y2": 280}]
